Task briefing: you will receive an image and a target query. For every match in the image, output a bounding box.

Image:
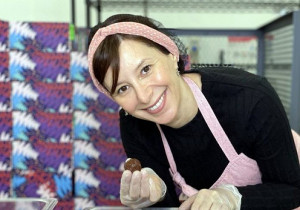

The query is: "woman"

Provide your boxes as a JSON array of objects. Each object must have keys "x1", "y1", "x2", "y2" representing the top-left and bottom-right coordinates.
[{"x1": 88, "y1": 14, "x2": 300, "y2": 209}]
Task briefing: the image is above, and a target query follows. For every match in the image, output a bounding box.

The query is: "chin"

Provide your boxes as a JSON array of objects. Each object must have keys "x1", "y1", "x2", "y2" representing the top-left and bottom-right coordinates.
[
  {"x1": 155, "y1": 115, "x2": 175, "y2": 126},
  {"x1": 138, "y1": 109, "x2": 176, "y2": 125}
]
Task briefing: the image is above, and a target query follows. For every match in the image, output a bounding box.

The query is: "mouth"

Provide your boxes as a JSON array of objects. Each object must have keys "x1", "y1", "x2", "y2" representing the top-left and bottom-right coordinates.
[{"x1": 145, "y1": 91, "x2": 166, "y2": 114}]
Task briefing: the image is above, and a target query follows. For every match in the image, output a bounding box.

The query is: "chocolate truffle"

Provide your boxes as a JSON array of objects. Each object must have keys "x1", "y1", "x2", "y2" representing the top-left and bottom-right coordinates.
[{"x1": 124, "y1": 158, "x2": 142, "y2": 172}]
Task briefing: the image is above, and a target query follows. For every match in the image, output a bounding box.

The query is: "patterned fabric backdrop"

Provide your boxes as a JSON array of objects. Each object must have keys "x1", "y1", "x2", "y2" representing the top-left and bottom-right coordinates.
[{"x1": 0, "y1": 20, "x2": 127, "y2": 210}]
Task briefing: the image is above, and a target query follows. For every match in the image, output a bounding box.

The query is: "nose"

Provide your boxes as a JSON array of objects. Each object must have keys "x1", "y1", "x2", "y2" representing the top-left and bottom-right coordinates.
[{"x1": 134, "y1": 83, "x2": 152, "y2": 104}]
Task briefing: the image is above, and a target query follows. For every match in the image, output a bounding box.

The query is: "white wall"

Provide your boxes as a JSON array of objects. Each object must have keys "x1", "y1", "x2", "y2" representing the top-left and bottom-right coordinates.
[
  {"x1": 0, "y1": 0, "x2": 281, "y2": 29},
  {"x1": 0, "y1": 0, "x2": 95, "y2": 27},
  {"x1": 1, "y1": 0, "x2": 70, "y2": 23}
]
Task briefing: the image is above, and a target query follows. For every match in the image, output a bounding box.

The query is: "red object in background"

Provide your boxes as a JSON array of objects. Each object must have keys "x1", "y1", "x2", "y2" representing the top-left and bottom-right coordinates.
[{"x1": 228, "y1": 36, "x2": 257, "y2": 42}]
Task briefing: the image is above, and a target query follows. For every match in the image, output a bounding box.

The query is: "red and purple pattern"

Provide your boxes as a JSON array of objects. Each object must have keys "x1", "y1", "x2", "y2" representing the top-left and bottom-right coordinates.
[
  {"x1": 30, "y1": 82, "x2": 72, "y2": 113},
  {"x1": 13, "y1": 140, "x2": 72, "y2": 171},
  {"x1": 0, "y1": 20, "x2": 126, "y2": 210},
  {"x1": 0, "y1": 142, "x2": 12, "y2": 170},
  {"x1": 0, "y1": 82, "x2": 11, "y2": 111},
  {"x1": 0, "y1": 112, "x2": 12, "y2": 141},
  {"x1": 9, "y1": 22, "x2": 69, "y2": 53},
  {"x1": 0, "y1": 171, "x2": 10, "y2": 196},
  {"x1": 0, "y1": 20, "x2": 8, "y2": 51},
  {"x1": 9, "y1": 51, "x2": 70, "y2": 82},
  {"x1": 0, "y1": 52, "x2": 9, "y2": 81},
  {"x1": 32, "y1": 112, "x2": 72, "y2": 143},
  {"x1": 13, "y1": 169, "x2": 57, "y2": 197},
  {"x1": 29, "y1": 51, "x2": 70, "y2": 83}
]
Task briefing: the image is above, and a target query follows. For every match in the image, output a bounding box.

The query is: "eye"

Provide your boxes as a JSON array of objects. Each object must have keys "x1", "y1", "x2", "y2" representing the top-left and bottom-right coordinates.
[
  {"x1": 117, "y1": 85, "x2": 129, "y2": 94},
  {"x1": 141, "y1": 65, "x2": 151, "y2": 75}
]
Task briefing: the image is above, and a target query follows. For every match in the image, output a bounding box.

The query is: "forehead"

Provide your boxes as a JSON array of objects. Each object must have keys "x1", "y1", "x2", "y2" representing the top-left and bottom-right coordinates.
[
  {"x1": 118, "y1": 39, "x2": 162, "y2": 64},
  {"x1": 120, "y1": 39, "x2": 156, "y2": 54}
]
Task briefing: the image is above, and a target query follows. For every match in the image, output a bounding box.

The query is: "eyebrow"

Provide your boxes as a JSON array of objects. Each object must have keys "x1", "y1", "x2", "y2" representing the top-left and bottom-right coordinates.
[
  {"x1": 116, "y1": 58, "x2": 150, "y2": 87},
  {"x1": 135, "y1": 59, "x2": 147, "y2": 72}
]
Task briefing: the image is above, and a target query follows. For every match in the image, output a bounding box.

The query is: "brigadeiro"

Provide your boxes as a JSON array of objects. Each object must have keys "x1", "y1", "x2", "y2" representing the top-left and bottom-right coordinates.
[{"x1": 124, "y1": 158, "x2": 142, "y2": 172}]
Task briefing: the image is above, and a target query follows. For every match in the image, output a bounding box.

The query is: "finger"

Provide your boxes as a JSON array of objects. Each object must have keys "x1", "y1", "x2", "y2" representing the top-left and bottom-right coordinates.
[
  {"x1": 140, "y1": 169, "x2": 150, "y2": 198},
  {"x1": 196, "y1": 199, "x2": 215, "y2": 210},
  {"x1": 120, "y1": 170, "x2": 132, "y2": 196},
  {"x1": 191, "y1": 192, "x2": 212, "y2": 210},
  {"x1": 210, "y1": 203, "x2": 223, "y2": 210},
  {"x1": 190, "y1": 197, "x2": 203, "y2": 210},
  {"x1": 221, "y1": 205, "x2": 230, "y2": 210},
  {"x1": 179, "y1": 194, "x2": 197, "y2": 210},
  {"x1": 149, "y1": 175, "x2": 161, "y2": 202},
  {"x1": 129, "y1": 170, "x2": 142, "y2": 199},
  {"x1": 193, "y1": 202, "x2": 212, "y2": 210}
]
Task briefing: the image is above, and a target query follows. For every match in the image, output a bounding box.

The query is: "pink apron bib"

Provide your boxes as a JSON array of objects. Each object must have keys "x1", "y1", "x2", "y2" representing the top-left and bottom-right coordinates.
[{"x1": 156, "y1": 76, "x2": 262, "y2": 197}]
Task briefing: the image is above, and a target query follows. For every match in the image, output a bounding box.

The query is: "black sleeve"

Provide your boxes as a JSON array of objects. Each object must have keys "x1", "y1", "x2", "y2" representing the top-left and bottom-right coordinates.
[
  {"x1": 119, "y1": 109, "x2": 180, "y2": 207},
  {"x1": 237, "y1": 78, "x2": 300, "y2": 209}
]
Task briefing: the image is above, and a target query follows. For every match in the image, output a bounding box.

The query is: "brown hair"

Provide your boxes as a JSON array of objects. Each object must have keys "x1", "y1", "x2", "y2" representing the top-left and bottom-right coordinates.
[{"x1": 88, "y1": 14, "x2": 184, "y2": 95}]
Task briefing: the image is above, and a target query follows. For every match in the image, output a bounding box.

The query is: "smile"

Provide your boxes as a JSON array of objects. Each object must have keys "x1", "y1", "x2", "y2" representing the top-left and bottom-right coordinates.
[{"x1": 146, "y1": 91, "x2": 166, "y2": 113}]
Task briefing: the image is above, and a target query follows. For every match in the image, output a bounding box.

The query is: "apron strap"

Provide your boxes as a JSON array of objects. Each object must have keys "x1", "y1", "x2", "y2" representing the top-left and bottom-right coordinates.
[
  {"x1": 157, "y1": 124, "x2": 199, "y2": 196},
  {"x1": 157, "y1": 76, "x2": 239, "y2": 197},
  {"x1": 183, "y1": 76, "x2": 238, "y2": 160}
]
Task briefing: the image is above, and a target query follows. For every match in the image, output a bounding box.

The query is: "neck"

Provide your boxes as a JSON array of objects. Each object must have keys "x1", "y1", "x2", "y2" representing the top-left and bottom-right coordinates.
[{"x1": 165, "y1": 75, "x2": 199, "y2": 128}]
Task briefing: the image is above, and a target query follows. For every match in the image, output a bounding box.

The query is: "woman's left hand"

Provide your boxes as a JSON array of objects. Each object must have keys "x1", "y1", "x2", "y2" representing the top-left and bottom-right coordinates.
[{"x1": 179, "y1": 187, "x2": 239, "y2": 210}]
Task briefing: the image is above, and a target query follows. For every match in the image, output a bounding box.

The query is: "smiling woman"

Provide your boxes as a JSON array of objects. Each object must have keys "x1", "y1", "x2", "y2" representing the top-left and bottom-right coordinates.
[
  {"x1": 105, "y1": 39, "x2": 190, "y2": 127},
  {"x1": 87, "y1": 14, "x2": 300, "y2": 210}
]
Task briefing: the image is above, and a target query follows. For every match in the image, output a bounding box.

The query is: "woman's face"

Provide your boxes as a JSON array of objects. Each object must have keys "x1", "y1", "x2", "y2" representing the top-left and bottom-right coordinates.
[{"x1": 104, "y1": 39, "x2": 184, "y2": 126}]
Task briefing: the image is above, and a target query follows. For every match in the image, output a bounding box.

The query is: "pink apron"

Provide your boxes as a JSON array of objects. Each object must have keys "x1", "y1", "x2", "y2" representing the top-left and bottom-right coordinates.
[{"x1": 156, "y1": 76, "x2": 262, "y2": 197}]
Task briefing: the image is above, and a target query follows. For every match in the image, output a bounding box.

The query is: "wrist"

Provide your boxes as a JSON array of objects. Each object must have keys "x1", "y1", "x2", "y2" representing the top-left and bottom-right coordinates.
[{"x1": 215, "y1": 184, "x2": 242, "y2": 210}]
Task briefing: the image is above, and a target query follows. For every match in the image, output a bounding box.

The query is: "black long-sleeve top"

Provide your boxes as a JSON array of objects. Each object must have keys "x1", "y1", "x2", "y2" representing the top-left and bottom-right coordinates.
[{"x1": 119, "y1": 67, "x2": 300, "y2": 209}]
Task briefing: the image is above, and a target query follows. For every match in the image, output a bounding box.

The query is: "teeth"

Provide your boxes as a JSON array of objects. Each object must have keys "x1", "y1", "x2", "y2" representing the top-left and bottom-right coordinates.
[{"x1": 148, "y1": 94, "x2": 164, "y2": 111}]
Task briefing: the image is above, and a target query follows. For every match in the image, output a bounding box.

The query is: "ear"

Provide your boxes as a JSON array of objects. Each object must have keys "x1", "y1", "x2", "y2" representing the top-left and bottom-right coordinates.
[
  {"x1": 169, "y1": 53, "x2": 177, "y2": 62},
  {"x1": 169, "y1": 53, "x2": 178, "y2": 68}
]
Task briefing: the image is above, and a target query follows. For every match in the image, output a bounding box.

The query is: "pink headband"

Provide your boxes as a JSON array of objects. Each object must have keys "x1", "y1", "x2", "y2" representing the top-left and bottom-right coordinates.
[{"x1": 88, "y1": 22, "x2": 179, "y2": 97}]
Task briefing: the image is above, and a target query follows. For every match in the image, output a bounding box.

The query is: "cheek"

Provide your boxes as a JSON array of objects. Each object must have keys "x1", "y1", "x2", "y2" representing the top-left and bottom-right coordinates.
[
  {"x1": 115, "y1": 97, "x2": 137, "y2": 112},
  {"x1": 154, "y1": 66, "x2": 171, "y2": 82},
  {"x1": 156, "y1": 68, "x2": 175, "y2": 85}
]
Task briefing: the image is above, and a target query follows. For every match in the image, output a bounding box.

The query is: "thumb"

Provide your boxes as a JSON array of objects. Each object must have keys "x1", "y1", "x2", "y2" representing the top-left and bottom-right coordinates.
[{"x1": 179, "y1": 194, "x2": 197, "y2": 210}]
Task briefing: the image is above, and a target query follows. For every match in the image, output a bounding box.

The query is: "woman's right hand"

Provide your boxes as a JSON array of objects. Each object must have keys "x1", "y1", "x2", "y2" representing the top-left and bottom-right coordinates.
[
  {"x1": 120, "y1": 167, "x2": 166, "y2": 209},
  {"x1": 179, "y1": 185, "x2": 241, "y2": 210}
]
